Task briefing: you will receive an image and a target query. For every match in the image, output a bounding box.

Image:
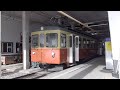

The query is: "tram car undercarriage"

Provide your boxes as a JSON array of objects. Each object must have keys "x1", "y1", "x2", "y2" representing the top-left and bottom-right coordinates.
[{"x1": 31, "y1": 26, "x2": 98, "y2": 69}]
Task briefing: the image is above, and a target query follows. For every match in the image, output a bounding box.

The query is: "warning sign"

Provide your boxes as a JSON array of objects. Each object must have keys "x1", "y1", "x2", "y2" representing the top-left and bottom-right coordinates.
[{"x1": 106, "y1": 42, "x2": 112, "y2": 51}]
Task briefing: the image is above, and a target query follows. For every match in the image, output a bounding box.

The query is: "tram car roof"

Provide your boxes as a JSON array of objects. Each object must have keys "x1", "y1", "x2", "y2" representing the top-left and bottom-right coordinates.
[{"x1": 33, "y1": 26, "x2": 98, "y2": 40}]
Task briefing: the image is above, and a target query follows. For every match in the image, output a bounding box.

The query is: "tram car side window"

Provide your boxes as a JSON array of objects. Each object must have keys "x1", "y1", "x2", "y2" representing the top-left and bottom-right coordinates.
[
  {"x1": 93, "y1": 40, "x2": 95, "y2": 49},
  {"x1": 40, "y1": 34, "x2": 45, "y2": 47},
  {"x1": 89, "y1": 40, "x2": 91, "y2": 48},
  {"x1": 90, "y1": 40, "x2": 92, "y2": 48},
  {"x1": 61, "y1": 33, "x2": 66, "y2": 48},
  {"x1": 31, "y1": 34, "x2": 39, "y2": 48},
  {"x1": 69, "y1": 36, "x2": 72, "y2": 47},
  {"x1": 46, "y1": 33, "x2": 58, "y2": 48},
  {"x1": 87, "y1": 40, "x2": 90, "y2": 48},
  {"x1": 86, "y1": 39, "x2": 88, "y2": 48},
  {"x1": 94, "y1": 41, "x2": 97, "y2": 48},
  {"x1": 76, "y1": 37, "x2": 79, "y2": 48},
  {"x1": 90, "y1": 40, "x2": 93, "y2": 48},
  {"x1": 92, "y1": 40, "x2": 95, "y2": 49},
  {"x1": 85, "y1": 39, "x2": 87, "y2": 48},
  {"x1": 94, "y1": 41, "x2": 95, "y2": 48},
  {"x1": 79, "y1": 37, "x2": 81, "y2": 48},
  {"x1": 83, "y1": 38, "x2": 86, "y2": 48}
]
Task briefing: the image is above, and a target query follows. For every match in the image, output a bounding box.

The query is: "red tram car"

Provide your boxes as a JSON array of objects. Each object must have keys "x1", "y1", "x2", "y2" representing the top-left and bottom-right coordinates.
[{"x1": 31, "y1": 26, "x2": 98, "y2": 69}]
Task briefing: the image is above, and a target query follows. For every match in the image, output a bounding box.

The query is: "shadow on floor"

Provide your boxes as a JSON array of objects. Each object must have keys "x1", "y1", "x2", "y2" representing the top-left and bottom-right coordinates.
[
  {"x1": 70, "y1": 64, "x2": 99, "y2": 79},
  {"x1": 33, "y1": 70, "x2": 62, "y2": 79},
  {"x1": 100, "y1": 67, "x2": 112, "y2": 73},
  {"x1": 100, "y1": 66, "x2": 119, "y2": 79},
  {"x1": 112, "y1": 73, "x2": 119, "y2": 79},
  {"x1": 2, "y1": 67, "x2": 23, "y2": 76},
  {"x1": 70, "y1": 56, "x2": 107, "y2": 79}
]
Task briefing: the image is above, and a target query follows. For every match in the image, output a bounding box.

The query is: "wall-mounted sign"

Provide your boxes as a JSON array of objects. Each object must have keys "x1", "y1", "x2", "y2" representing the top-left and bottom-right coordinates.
[{"x1": 105, "y1": 38, "x2": 113, "y2": 69}]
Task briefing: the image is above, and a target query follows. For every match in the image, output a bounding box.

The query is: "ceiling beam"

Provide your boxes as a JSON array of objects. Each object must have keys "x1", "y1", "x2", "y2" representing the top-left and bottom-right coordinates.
[
  {"x1": 57, "y1": 11, "x2": 95, "y2": 32},
  {"x1": 88, "y1": 23, "x2": 108, "y2": 27},
  {"x1": 94, "y1": 30, "x2": 108, "y2": 32},
  {"x1": 85, "y1": 20, "x2": 108, "y2": 25},
  {"x1": 86, "y1": 30, "x2": 108, "y2": 33}
]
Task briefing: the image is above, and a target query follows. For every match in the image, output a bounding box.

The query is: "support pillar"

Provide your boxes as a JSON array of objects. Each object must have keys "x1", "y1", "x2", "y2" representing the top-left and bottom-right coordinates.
[
  {"x1": 108, "y1": 11, "x2": 120, "y2": 78},
  {"x1": 22, "y1": 11, "x2": 30, "y2": 70},
  {"x1": 0, "y1": 11, "x2": 1, "y2": 77}
]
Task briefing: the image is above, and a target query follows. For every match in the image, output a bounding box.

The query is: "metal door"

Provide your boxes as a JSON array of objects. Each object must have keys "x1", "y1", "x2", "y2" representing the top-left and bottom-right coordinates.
[
  {"x1": 75, "y1": 36, "x2": 79, "y2": 62},
  {"x1": 69, "y1": 34, "x2": 73, "y2": 63}
]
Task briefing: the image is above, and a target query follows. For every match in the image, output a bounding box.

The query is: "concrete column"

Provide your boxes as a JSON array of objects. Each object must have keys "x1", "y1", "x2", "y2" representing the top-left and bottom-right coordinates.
[
  {"x1": 108, "y1": 11, "x2": 120, "y2": 78},
  {"x1": 0, "y1": 11, "x2": 1, "y2": 77},
  {"x1": 22, "y1": 11, "x2": 30, "y2": 70}
]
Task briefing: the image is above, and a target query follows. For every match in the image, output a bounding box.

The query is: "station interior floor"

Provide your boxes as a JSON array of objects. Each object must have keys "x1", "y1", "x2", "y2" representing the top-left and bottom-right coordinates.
[
  {"x1": 1, "y1": 56, "x2": 119, "y2": 79},
  {"x1": 40, "y1": 56, "x2": 118, "y2": 79},
  {"x1": 70, "y1": 56, "x2": 116, "y2": 79}
]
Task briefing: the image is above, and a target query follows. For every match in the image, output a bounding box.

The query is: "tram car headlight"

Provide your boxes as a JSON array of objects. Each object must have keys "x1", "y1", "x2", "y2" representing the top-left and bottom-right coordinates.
[
  {"x1": 52, "y1": 52, "x2": 55, "y2": 58},
  {"x1": 32, "y1": 52, "x2": 35, "y2": 55}
]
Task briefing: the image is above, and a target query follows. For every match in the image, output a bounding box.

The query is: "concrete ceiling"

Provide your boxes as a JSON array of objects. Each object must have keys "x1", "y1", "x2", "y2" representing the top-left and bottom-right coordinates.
[
  {"x1": 65, "y1": 11, "x2": 108, "y2": 23},
  {"x1": 1, "y1": 11, "x2": 110, "y2": 40}
]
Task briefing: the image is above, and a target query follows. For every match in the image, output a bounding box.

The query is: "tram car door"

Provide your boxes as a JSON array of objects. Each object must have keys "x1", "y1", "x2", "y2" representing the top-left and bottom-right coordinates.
[
  {"x1": 73, "y1": 35, "x2": 75, "y2": 63},
  {"x1": 69, "y1": 34, "x2": 74, "y2": 63},
  {"x1": 69, "y1": 35, "x2": 79, "y2": 64},
  {"x1": 75, "y1": 36, "x2": 79, "y2": 62}
]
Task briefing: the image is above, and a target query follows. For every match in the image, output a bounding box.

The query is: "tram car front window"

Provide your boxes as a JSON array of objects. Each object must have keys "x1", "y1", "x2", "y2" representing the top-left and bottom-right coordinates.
[
  {"x1": 40, "y1": 34, "x2": 45, "y2": 47},
  {"x1": 46, "y1": 33, "x2": 58, "y2": 48},
  {"x1": 31, "y1": 34, "x2": 39, "y2": 48}
]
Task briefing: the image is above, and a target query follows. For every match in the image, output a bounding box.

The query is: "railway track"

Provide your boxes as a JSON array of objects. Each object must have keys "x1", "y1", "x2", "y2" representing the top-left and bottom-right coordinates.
[
  {"x1": 14, "y1": 58, "x2": 97, "y2": 79},
  {"x1": 0, "y1": 56, "x2": 99, "y2": 79},
  {"x1": 15, "y1": 70, "x2": 54, "y2": 79},
  {"x1": 1, "y1": 63, "x2": 23, "y2": 76},
  {"x1": 14, "y1": 66, "x2": 64, "y2": 79}
]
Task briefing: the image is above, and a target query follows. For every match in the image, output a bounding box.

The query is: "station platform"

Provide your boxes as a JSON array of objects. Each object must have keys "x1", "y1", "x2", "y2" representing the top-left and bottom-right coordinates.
[
  {"x1": 1, "y1": 63, "x2": 23, "y2": 76},
  {"x1": 70, "y1": 56, "x2": 115, "y2": 79},
  {"x1": 40, "y1": 56, "x2": 118, "y2": 79},
  {"x1": 1, "y1": 56, "x2": 118, "y2": 79}
]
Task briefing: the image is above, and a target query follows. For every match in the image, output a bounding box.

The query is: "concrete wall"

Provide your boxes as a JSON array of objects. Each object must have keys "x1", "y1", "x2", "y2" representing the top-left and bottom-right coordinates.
[
  {"x1": 1, "y1": 16, "x2": 22, "y2": 54},
  {"x1": 30, "y1": 23, "x2": 42, "y2": 32},
  {"x1": 1, "y1": 15, "x2": 42, "y2": 55}
]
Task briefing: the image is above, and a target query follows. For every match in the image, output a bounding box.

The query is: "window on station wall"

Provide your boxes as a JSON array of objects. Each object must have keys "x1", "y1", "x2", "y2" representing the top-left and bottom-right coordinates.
[
  {"x1": 46, "y1": 33, "x2": 58, "y2": 48},
  {"x1": 61, "y1": 34, "x2": 66, "y2": 48},
  {"x1": 2, "y1": 42, "x2": 13, "y2": 53},
  {"x1": 40, "y1": 34, "x2": 45, "y2": 47},
  {"x1": 69, "y1": 36, "x2": 72, "y2": 47},
  {"x1": 75, "y1": 37, "x2": 79, "y2": 48},
  {"x1": 16, "y1": 42, "x2": 22, "y2": 53},
  {"x1": 31, "y1": 34, "x2": 39, "y2": 48}
]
